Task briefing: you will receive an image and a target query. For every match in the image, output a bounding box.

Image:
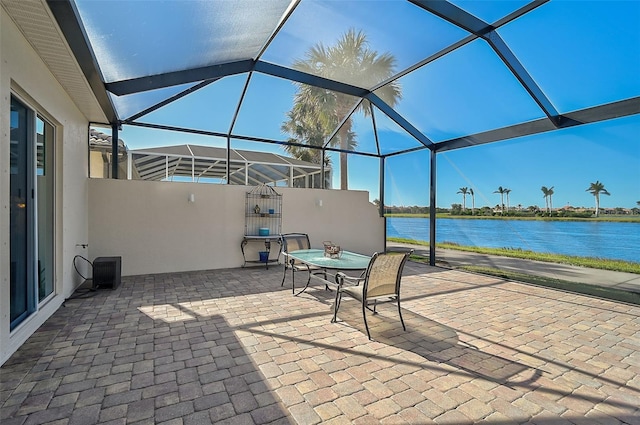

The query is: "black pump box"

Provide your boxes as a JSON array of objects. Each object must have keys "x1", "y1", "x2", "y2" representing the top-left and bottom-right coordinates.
[{"x1": 93, "y1": 256, "x2": 122, "y2": 289}]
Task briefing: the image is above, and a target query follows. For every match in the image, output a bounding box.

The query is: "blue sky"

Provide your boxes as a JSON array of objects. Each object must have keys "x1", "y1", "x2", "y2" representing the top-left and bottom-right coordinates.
[
  {"x1": 85, "y1": 0, "x2": 640, "y2": 210},
  {"x1": 383, "y1": 115, "x2": 640, "y2": 209}
]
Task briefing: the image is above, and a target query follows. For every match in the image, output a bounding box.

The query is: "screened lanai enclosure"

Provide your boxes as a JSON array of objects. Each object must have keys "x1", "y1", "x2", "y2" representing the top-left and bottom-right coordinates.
[{"x1": 46, "y1": 0, "x2": 639, "y2": 262}]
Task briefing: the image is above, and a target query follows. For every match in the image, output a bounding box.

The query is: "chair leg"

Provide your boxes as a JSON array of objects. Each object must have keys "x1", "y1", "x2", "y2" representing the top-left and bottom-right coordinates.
[
  {"x1": 296, "y1": 264, "x2": 324, "y2": 296},
  {"x1": 281, "y1": 265, "x2": 288, "y2": 287},
  {"x1": 397, "y1": 296, "x2": 406, "y2": 331},
  {"x1": 362, "y1": 300, "x2": 371, "y2": 340},
  {"x1": 331, "y1": 290, "x2": 342, "y2": 323}
]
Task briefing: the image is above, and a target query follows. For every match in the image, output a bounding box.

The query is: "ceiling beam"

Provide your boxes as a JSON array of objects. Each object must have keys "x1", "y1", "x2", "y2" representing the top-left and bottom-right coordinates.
[
  {"x1": 366, "y1": 93, "x2": 434, "y2": 148},
  {"x1": 123, "y1": 80, "x2": 218, "y2": 122},
  {"x1": 106, "y1": 60, "x2": 255, "y2": 96},
  {"x1": 484, "y1": 31, "x2": 560, "y2": 125},
  {"x1": 410, "y1": 0, "x2": 560, "y2": 125},
  {"x1": 254, "y1": 61, "x2": 370, "y2": 97},
  {"x1": 409, "y1": 0, "x2": 494, "y2": 35},
  {"x1": 435, "y1": 97, "x2": 640, "y2": 153}
]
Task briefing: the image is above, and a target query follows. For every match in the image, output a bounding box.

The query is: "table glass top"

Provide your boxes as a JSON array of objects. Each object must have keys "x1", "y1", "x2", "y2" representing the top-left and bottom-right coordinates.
[{"x1": 288, "y1": 249, "x2": 371, "y2": 270}]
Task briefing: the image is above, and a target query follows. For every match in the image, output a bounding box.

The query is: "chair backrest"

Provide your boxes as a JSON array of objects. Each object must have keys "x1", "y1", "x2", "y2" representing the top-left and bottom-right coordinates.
[
  {"x1": 281, "y1": 233, "x2": 311, "y2": 253},
  {"x1": 363, "y1": 249, "x2": 412, "y2": 299}
]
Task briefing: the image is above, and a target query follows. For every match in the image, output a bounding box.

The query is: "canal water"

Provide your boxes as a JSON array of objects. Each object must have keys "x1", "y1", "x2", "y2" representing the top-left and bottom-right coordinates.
[{"x1": 386, "y1": 217, "x2": 639, "y2": 263}]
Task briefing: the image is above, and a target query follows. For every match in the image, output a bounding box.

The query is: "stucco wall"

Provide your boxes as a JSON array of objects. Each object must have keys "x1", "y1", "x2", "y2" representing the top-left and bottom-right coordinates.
[
  {"x1": 88, "y1": 179, "x2": 384, "y2": 276},
  {"x1": 0, "y1": 7, "x2": 92, "y2": 365}
]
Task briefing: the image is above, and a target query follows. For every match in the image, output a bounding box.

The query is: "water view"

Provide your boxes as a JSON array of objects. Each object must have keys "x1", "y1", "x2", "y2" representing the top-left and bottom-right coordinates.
[{"x1": 387, "y1": 217, "x2": 640, "y2": 264}]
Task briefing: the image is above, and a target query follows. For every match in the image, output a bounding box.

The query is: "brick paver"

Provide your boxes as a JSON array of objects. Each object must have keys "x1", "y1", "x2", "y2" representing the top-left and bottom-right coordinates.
[{"x1": 1, "y1": 262, "x2": 639, "y2": 424}]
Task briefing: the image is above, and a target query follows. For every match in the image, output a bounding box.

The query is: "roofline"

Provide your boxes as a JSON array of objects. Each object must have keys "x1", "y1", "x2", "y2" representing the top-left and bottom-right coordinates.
[{"x1": 46, "y1": 0, "x2": 118, "y2": 123}]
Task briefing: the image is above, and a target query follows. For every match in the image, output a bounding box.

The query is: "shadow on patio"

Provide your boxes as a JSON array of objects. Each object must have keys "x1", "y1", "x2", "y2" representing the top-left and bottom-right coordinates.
[{"x1": 2, "y1": 262, "x2": 639, "y2": 424}]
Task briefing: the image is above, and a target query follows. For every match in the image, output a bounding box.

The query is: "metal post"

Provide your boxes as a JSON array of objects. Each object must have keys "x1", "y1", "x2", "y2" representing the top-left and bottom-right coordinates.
[
  {"x1": 429, "y1": 149, "x2": 437, "y2": 266},
  {"x1": 127, "y1": 151, "x2": 132, "y2": 180},
  {"x1": 380, "y1": 156, "x2": 386, "y2": 252},
  {"x1": 111, "y1": 123, "x2": 118, "y2": 179},
  {"x1": 321, "y1": 150, "x2": 325, "y2": 189},
  {"x1": 165, "y1": 156, "x2": 169, "y2": 180},
  {"x1": 226, "y1": 136, "x2": 231, "y2": 184}
]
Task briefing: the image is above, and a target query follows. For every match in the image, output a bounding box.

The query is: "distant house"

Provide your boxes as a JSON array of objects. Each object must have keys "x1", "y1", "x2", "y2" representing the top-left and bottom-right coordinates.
[{"x1": 89, "y1": 129, "x2": 130, "y2": 179}]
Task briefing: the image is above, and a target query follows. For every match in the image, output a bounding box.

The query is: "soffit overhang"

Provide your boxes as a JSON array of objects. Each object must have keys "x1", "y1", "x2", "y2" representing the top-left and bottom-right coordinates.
[{"x1": 1, "y1": 0, "x2": 110, "y2": 123}]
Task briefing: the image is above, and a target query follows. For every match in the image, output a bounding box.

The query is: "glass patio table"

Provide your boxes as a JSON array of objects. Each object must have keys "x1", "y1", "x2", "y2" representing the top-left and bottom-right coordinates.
[
  {"x1": 287, "y1": 249, "x2": 371, "y2": 295},
  {"x1": 287, "y1": 249, "x2": 371, "y2": 271}
]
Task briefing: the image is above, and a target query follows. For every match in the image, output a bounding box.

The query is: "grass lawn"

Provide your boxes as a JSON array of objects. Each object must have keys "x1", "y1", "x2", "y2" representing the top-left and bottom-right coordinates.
[{"x1": 388, "y1": 237, "x2": 640, "y2": 274}]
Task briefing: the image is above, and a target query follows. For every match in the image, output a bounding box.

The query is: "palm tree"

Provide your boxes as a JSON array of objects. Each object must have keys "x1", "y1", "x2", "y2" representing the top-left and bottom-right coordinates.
[
  {"x1": 283, "y1": 29, "x2": 401, "y2": 190},
  {"x1": 281, "y1": 100, "x2": 333, "y2": 188},
  {"x1": 541, "y1": 186, "x2": 554, "y2": 215},
  {"x1": 586, "y1": 181, "x2": 610, "y2": 217},
  {"x1": 469, "y1": 188, "x2": 475, "y2": 215},
  {"x1": 494, "y1": 186, "x2": 507, "y2": 214},
  {"x1": 504, "y1": 188, "x2": 511, "y2": 213},
  {"x1": 457, "y1": 187, "x2": 468, "y2": 211},
  {"x1": 542, "y1": 186, "x2": 554, "y2": 214}
]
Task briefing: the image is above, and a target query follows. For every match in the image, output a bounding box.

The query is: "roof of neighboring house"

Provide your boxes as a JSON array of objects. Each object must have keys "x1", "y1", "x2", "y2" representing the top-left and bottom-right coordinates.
[
  {"x1": 89, "y1": 129, "x2": 127, "y2": 154},
  {"x1": 129, "y1": 144, "x2": 328, "y2": 185}
]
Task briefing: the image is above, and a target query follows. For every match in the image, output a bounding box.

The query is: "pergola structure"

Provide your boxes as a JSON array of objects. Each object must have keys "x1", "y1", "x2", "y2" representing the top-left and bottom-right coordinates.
[{"x1": 44, "y1": 0, "x2": 640, "y2": 264}]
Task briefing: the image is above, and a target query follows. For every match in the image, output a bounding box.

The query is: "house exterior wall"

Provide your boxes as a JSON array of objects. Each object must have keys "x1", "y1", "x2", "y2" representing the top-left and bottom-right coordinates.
[
  {"x1": 88, "y1": 179, "x2": 384, "y2": 276},
  {"x1": 0, "y1": 7, "x2": 91, "y2": 365}
]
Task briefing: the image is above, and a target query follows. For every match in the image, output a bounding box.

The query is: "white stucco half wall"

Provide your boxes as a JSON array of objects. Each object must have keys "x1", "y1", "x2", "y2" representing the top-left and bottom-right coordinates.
[{"x1": 88, "y1": 179, "x2": 385, "y2": 276}]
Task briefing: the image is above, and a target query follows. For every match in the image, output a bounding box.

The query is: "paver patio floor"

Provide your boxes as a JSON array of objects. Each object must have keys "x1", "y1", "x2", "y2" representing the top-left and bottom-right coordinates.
[{"x1": 1, "y1": 262, "x2": 639, "y2": 424}]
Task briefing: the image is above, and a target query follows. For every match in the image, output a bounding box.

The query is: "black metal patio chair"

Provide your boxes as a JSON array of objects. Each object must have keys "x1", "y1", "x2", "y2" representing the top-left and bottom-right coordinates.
[
  {"x1": 331, "y1": 248, "x2": 413, "y2": 340},
  {"x1": 280, "y1": 233, "x2": 323, "y2": 295}
]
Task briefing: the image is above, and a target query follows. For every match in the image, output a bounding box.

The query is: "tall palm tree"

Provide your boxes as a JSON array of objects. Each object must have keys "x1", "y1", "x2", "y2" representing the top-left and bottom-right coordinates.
[
  {"x1": 469, "y1": 188, "x2": 475, "y2": 215},
  {"x1": 494, "y1": 186, "x2": 507, "y2": 214},
  {"x1": 504, "y1": 188, "x2": 511, "y2": 213},
  {"x1": 457, "y1": 187, "x2": 468, "y2": 211},
  {"x1": 586, "y1": 181, "x2": 610, "y2": 217},
  {"x1": 281, "y1": 100, "x2": 333, "y2": 188},
  {"x1": 541, "y1": 186, "x2": 554, "y2": 214},
  {"x1": 283, "y1": 29, "x2": 401, "y2": 190},
  {"x1": 541, "y1": 186, "x2": 549, "y2": 213}
]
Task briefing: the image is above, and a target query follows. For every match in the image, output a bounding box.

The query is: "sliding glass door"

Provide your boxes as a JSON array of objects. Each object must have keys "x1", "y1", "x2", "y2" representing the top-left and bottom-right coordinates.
[
  {"x1": 10, "y1": 97, "x2": 35, "y2": 329},
  {"x1": 10, "y1": 95, "x2": 55, "y2": 330}
]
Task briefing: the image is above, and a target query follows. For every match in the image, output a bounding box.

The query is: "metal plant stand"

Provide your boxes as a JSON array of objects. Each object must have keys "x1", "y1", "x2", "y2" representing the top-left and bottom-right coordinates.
[{"x1": 242, "y1": 185, "x2": 282, "y2": 269}]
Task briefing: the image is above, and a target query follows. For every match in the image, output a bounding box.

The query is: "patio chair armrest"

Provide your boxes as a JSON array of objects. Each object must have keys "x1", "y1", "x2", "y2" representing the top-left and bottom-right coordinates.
[{"x1": 336, "y1": 272, "x2": 363, "y2": 288}]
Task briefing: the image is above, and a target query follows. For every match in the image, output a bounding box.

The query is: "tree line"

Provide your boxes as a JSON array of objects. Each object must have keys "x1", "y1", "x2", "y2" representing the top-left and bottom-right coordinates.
[
  {"x1": 453, "y1": 181, "x2": 638, "y2": 217},
  {"x1": 375, "y1": 181, "x2": 640, "y2": 217}
]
